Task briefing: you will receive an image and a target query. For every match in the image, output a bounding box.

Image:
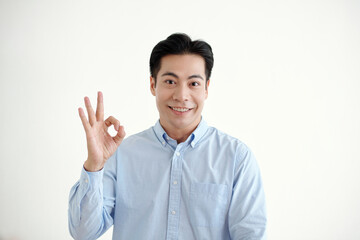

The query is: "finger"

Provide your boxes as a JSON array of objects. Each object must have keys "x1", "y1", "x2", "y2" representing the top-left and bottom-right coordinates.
[
  {"x1": 84, "y1": 96, "x2": 96, "y2": 126},
  {"x1": 113, "y1": 125, "x2": 126, "y2": 146},
  {"x1": 96, "y1": 91, "x2": 104, "y2": 122},
  {"x1": 78, "y1": 107, "x2": 91, "y2": 132},
  {"x1": 104, "y1": 116, "x2": 120, "y2": 131}
]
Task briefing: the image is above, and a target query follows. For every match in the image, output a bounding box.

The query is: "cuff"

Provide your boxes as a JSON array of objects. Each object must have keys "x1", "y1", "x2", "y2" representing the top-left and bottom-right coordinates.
[{"x1": 81, "y1": 166, "x2": 104, "y2": 190}]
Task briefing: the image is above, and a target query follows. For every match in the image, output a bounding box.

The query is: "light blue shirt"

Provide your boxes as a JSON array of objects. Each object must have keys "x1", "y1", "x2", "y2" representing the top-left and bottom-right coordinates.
[{"x1": 68, "y1": 119, "x2": 267, "y2": 240}]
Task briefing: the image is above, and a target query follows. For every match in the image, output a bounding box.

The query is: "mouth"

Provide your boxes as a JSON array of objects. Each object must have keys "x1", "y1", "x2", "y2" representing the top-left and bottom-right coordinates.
[{"x1": 169, "y1": 106, "x2": 192, "y2": 113}]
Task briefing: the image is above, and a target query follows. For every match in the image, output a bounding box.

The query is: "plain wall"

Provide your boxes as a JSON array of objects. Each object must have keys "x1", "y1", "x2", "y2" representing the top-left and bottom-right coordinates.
[{"x1": 1, "y1": 0, "x2": 359, "y2": 239}]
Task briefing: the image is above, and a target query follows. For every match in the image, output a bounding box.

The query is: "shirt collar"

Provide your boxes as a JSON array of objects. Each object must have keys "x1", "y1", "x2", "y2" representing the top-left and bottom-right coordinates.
[{"x1": 153, "y1": 118, "x2": 208, "y2": 148}]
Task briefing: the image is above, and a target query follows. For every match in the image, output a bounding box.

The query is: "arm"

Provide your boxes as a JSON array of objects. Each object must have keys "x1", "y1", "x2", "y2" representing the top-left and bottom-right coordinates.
[
  {"x1": 68, "y1": 156, "x2": 116, "y2": 239},
  {"x1": 68, "y1": 92, "x2": 125, "y2": 240},
  {"x1": 228, "y1": 144, "x2": 267, "y2": 240}
]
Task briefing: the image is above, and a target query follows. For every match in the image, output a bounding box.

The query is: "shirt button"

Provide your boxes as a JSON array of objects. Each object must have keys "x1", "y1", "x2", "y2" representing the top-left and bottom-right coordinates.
[
  {"x1": 171, "y1": 210, "x2": 176, "y2": 215},
  {"x1": 173, "y1": 181, "x2": 178, "y2": 185},
  {"x1": 85, "y1": 179, "x2": 88, "y2": 183},
  {"x1": 175, "y1": 152, "x2": 180, "y2": 156}
]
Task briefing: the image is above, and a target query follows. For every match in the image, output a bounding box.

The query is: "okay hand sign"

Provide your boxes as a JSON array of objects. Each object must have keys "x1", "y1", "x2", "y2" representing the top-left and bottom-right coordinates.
[{"x1": 78, "y1": 92, "x2": 125, "y2": 172}]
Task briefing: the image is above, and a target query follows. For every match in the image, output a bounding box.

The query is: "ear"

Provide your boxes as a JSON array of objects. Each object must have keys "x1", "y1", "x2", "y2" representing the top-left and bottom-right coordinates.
[
  {"x1": 205, "y1": 79, "x2": 210, "y2": 99},
  {"x1": 150, "y1": 76, "x2": 156, "y2": 96}
]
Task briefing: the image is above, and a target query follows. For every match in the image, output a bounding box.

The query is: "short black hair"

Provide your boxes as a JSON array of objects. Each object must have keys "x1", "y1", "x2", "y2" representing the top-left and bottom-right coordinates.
[{"x1": 149, "y1": 33, "x2": 214, "y2": 84}]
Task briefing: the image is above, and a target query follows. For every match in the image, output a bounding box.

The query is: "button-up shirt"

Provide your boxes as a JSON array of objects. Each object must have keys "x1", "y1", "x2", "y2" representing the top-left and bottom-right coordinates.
[{"x1": 68, "y1": 119, "x2": 267, "y2": 240}]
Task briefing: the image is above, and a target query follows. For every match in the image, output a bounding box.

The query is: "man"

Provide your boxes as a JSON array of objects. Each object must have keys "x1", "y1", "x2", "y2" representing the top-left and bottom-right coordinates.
[{"x1": 69, "y1": 33, "x2": 267, "y2": 240}]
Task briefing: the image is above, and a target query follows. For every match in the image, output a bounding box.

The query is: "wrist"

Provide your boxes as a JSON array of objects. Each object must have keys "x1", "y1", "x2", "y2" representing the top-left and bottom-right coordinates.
[{"x1": 83, "y1": 159, "x2": 104, "y2": 172}]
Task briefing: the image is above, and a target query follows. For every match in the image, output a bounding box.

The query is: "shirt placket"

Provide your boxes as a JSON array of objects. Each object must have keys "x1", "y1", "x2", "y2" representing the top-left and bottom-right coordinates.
[{"x1": 166, "y1": 146, "x2": 183, "y2": 240}]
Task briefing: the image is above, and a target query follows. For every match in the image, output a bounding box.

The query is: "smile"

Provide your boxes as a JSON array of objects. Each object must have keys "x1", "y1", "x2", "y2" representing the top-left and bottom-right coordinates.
[{"x1": 169, "y1": 106, "x2": 192, "y2": 112}]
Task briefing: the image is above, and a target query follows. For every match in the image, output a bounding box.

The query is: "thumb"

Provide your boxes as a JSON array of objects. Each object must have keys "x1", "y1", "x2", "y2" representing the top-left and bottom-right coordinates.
[{"x1": 113, "y1": 125, "x2": 126, "y2": 146}]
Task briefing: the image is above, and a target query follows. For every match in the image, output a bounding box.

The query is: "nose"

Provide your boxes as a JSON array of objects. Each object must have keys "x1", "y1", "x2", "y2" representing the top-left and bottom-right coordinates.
[{"x1": 173, "y1": 83, "x2": 189, "y2": 102}]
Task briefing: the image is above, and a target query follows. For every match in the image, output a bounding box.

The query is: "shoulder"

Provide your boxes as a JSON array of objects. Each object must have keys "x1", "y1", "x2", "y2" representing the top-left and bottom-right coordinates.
[
  {"x1": 117, "y1": 126, "x2": 161, "y2": 156},
  {"x1": 206, "y1": 125, "x2": 249, "y2": 148},
  {"x1": 121, "y1": 127, "x2": 155, "y2": 145},
  {"x1": 204, "y1": 125, "x2": 254, "y2": 161}
]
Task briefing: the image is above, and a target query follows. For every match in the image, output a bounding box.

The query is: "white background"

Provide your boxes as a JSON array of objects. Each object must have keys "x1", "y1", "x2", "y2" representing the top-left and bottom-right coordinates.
[{"x1": 1, "y1": 0, "x2": 359, "y2": 239}]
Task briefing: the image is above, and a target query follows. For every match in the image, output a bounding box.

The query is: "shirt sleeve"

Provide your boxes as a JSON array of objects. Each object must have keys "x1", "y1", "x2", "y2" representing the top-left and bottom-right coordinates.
[
  {"x1": 228, "y1": 144, "x2": 267, "y2": 240},
  {"x1": 68, "y1": 151, "x2": 117, "y2": 240}
]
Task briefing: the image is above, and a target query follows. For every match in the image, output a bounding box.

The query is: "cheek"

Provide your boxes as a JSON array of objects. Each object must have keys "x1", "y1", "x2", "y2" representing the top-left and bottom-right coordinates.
[
  {"x1": 194, "y1": 93, "x2": 207, "y2": 105},
  {"x1": 155, "y1": 92, "x2": 169, "y2": 106},
  {"x1": 156, "y1": 89, "x2": 172, "y2": 100}
]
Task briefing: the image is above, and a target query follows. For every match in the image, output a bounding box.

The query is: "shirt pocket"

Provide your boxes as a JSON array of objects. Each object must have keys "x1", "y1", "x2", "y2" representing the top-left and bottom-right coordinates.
[{"x1": 189, "y1": 182, "x2": 229, "y2": 227}]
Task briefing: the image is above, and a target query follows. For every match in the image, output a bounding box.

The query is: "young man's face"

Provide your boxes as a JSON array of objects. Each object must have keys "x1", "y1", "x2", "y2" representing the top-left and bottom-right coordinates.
[{"x1": 150, "y1": 54, "x2": 209, "y2": 135}]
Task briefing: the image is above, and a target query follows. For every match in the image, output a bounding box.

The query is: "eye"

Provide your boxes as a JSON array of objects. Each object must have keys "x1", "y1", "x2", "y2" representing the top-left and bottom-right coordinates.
[
  {"x1": 165, "y1": 80, "x2": 175, "y2": 84},
  {"x1": 191, "y1": 81, "x2": 200, "y2": 86}
]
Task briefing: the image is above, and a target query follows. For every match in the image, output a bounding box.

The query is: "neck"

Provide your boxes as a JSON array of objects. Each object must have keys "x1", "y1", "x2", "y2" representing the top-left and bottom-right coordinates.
[
  {"x1": 160, "y1": 121, "x2": 200, "y2": 144},
  {"x1": 168, "y1": 130, "x2": 192, "y2": 144}
]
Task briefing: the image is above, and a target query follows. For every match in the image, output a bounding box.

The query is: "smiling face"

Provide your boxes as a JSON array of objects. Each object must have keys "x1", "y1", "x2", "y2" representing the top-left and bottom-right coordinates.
[{"x1": 150, "y1": 54, "x2": 210, "y2": 141}]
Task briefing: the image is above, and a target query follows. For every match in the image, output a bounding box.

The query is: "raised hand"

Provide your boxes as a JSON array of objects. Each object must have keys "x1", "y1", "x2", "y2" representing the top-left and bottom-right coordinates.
[{"x1": 78, "y1": 91, "x2": 125, "y2": 172}]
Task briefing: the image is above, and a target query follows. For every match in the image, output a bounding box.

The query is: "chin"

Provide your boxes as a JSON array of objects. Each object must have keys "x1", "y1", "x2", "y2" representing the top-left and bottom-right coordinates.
[{"x1": 174, "y1": 118, "x2": 198, "y2": 128}]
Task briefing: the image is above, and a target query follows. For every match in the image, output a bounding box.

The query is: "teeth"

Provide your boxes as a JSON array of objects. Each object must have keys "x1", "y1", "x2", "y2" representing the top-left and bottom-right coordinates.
[{"x1": 171, "y1": 107, "x2": 190, "y2": 112}]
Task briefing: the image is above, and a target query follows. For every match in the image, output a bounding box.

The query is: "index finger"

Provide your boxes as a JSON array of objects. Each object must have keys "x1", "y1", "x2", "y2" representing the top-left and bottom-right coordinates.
[{"x1": 96, "y1": 91, "x2": 104, "y2": 121}]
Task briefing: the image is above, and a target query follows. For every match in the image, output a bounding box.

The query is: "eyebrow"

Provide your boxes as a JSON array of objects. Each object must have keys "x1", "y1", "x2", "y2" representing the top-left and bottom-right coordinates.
[{"x1": 161, "y1": 72, "x2": 204, "y2": 81}]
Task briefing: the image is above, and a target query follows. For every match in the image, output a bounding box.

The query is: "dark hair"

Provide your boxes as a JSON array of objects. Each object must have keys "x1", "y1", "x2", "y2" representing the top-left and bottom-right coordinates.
[{"x1": 149, "y1": 33, "x2": 214, "y2": 84}]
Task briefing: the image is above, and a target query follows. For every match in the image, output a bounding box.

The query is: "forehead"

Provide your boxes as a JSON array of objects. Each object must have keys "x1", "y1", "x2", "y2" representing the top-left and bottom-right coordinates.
[{"x1": 158, "y1": 54, "x2": 206, "y2": 77}]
